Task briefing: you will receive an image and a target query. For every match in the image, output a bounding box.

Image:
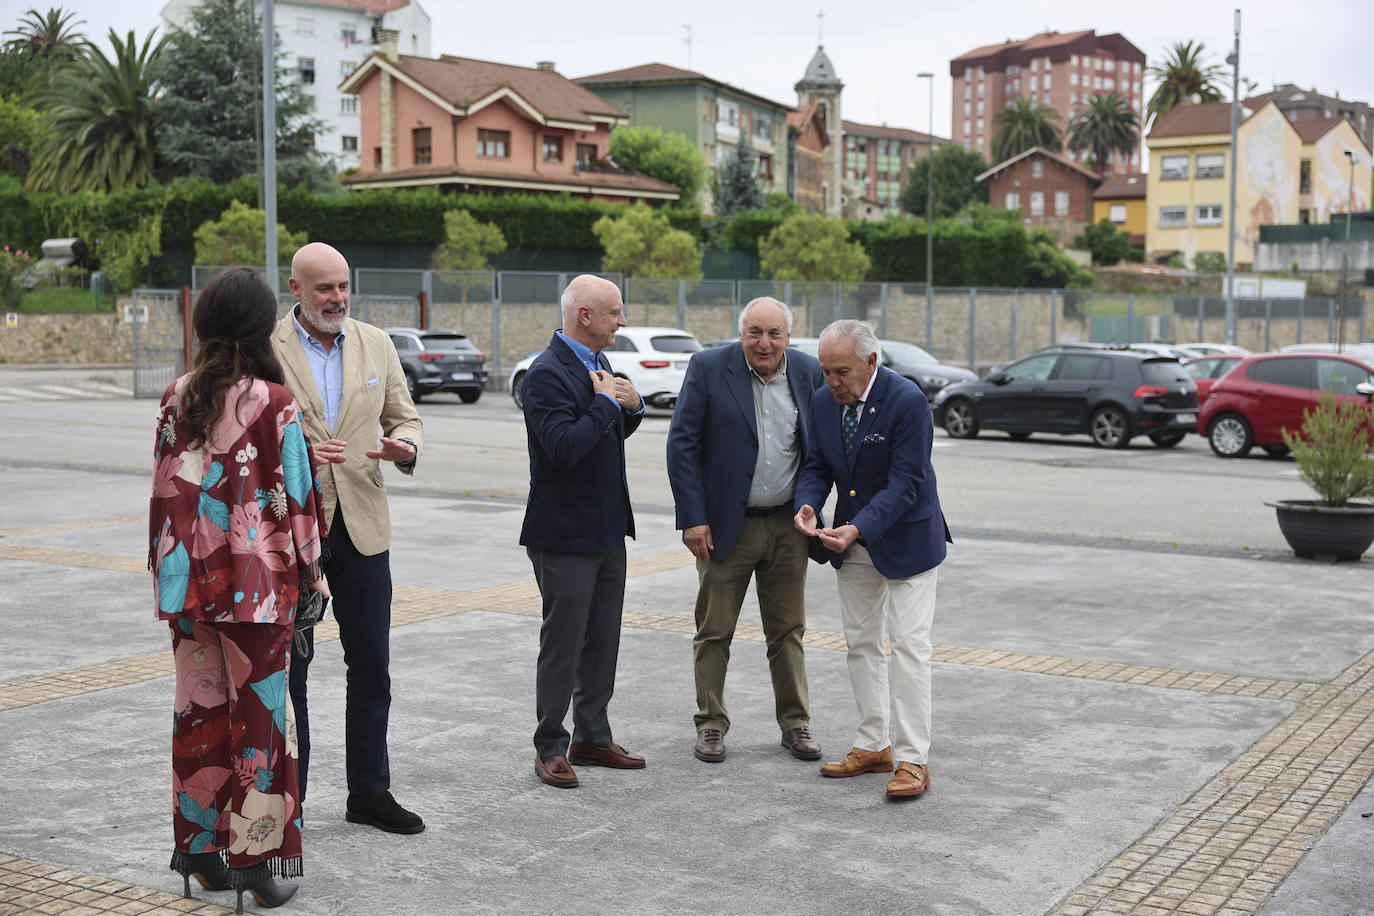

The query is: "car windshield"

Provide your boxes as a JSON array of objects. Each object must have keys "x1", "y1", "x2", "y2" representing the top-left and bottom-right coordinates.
[
  {"x1": 881, "y1": 340, "x2": 938, "y2": 365},
  {"x1": 650, "y1": 335, "x2": 701, "y2": 353},
  {"x1": 421, "y1": 333, "x2": 475, "y2": 350},
  {"x1": 1183, "y1": 360, "x2": 1215, "y2": 379},
  {"x1": 1141, "y1": 359, "x2": 1190, "y2": 384}
]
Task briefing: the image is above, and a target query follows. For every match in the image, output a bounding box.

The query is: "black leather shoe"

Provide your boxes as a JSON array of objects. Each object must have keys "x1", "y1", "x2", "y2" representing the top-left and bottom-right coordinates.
[
  {"x1": 346, "y1": 790, "x2": 425, "y2": 834},
  {"x1": 781, "y1": 726, "x2": 822, "y2": 760},
  {"x1": 235, "y1": 878, "x2": 298, "y2": 913},
  {"x1": 695, "y1": 728, "x2": 725, "y2": 762}
]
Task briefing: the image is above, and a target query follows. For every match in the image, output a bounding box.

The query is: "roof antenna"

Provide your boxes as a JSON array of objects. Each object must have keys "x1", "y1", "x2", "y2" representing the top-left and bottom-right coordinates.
[
  {"x1": 681, "y1": 24, "x2": 691, "y2": 71},
  {"x1": 817, "y1": 7, "x2": 824, "y2": 46}
]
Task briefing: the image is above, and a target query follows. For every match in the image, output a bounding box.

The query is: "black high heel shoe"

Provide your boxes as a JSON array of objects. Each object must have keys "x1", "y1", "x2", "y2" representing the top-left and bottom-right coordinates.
[
  {"x1": 178, "y1": 855, "x2": 230, "y2": 898},
  {"x1": 235, "y1": 878, "x2": 299, "y2": 914}
]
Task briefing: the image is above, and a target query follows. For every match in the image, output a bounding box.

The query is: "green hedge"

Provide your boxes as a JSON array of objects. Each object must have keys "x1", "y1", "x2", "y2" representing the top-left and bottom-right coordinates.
[{"x1": 848, "y1": 217, "x2": 1029, "y2": 287}]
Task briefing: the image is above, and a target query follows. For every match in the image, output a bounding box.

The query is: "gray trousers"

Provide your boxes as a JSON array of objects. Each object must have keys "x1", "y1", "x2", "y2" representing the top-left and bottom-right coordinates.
[{"x1": 527, "y1": 545, "x2": 627, "y2": 759}]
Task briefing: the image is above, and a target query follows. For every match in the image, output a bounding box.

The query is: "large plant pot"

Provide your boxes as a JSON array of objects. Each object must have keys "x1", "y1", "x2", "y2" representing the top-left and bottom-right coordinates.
[{"x1": 1265, "y1": 499, "x2": 1374, "y2": 561}]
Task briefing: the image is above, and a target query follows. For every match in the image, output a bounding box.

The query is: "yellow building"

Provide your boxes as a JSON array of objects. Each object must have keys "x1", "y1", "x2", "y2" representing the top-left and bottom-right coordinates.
[
  {"x1": 1145, "y1": 100, "x2": 1308, "y2": 269},
  {"x1": 1294, "y1": 117, "x2": 1372, "y2": 224},
  {"x1": 1093, "y1": 174, "x2": 1147, "y2": 245}
]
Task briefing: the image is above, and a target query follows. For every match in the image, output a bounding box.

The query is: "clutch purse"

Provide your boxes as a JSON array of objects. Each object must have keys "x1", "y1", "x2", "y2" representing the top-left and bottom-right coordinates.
[{"x1": 294, "y1": 567, "x2": 328, "y2": 658}]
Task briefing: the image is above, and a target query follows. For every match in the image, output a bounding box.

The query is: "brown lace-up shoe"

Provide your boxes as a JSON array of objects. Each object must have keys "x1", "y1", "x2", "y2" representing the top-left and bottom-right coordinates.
[
  {"x1": 885, "y1": 762, "x2": 930, "y2": 798},
  {"x1": 694, "y1": 728, "x2": 725, "y2": 762},
  {"x1": 819, "y1": 746, "x2": 893, "y2": 778},
  {"x1": 780, "y1": 726, "x2": 822, "y2": 760}
]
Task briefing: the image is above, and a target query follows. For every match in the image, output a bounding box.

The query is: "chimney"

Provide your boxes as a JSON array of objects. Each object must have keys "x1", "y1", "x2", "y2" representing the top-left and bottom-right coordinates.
[
  {"x1": 378, "y1": 28, "x2": 400, "y2": 62},
  {"x1": 536, "y1": 61, "x2": 556, "y2": 72}
]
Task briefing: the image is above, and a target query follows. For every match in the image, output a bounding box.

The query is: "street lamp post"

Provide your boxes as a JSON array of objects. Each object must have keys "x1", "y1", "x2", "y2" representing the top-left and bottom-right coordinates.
[
  {"x1": 1338, "y1": 150, "x2": 1357, "y2": 351},
  {"x1": 917, "y1": 72, "x2": 934, "y2": 348},
  {"x1": 1223, "y1": 9, "x2": 1240, "y2": 345}
]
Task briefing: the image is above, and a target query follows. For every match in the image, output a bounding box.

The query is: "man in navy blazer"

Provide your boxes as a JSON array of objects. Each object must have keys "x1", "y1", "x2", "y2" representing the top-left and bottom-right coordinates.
[
  {"x1": 520, "y1": 275, "x2": 647, "y2": 789},
  {"x1": 794, "y1": 319, "x2": 952, "y2": 799},
  {"x1": 666, "y1": 298, "x2": 826, "y2": 764}
]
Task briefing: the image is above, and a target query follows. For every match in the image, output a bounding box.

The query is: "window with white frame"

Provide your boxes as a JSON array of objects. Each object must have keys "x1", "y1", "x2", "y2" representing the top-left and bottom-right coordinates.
[
  {"x1": 1109, "y1": 204, "x2": 1126, "y2": 222},
  {"x1": 1196, "y1": 153, "x2": 1225, "y2": 178},
  {"x1": 295, "y1": 17, "x2": 314, "y2": 36},
  {"x1": 1055, "y1": 190, "x2": 1069, "y2": 215},
  {"x1": 976, "y1": 118, "x2": 983, "y2": 132},
  {"x1": 1195, "y1": 204, "x2": 1223, "y2": 226},
  {"x1": 716, "y1": 99, "x2": 739, "y2": 134},
  {"x1": 1104, "y1": 77, "x2": 1114, "y2": 91},
  {"x1": 1031, "y1": 75, "x2": 1038, "y2": 91},
  {"x1": 1030, "y1": 58, "x2": 1039, "y2": 71},
  {"x1": 964, "y1": 101, "x2": 971, "y2": 116},
  {"x1": 297, "y1": 57, "x2": 314, "y2": 84},
  {"x1": 753, "y1": 111, "x2": 773, "y2": 142},
  {"x1": 1032, "y1": 159, "x2": 1043, "y2": 177},
  {"x1": 964, "y1": 67, "x2": 972, "y2": 80},
  {"x1": 963, "y1": 120, "x2": 970, "y2": 136},
  {"x1": 964, "y1": 83, "x2": 971, "y2": 99},
  {"x1": 1160, "y1": 206, "x2": 1187, "y2": 228},
  {"x1": 1160, "y1": 155, "x2": 1189, "y2": 180},
  {"x1": 340, "y1": 96, "x2": 358, "y2": 114},
  {"x1": 1030, "y1": 191, "x2": 1044, "y2": 215},
  {"x1": 1005, "y1": 191, "x2": 1020, "y2": 209},
  {"x1": 341, "y1": 136, "x2": 358, "y2": 152},
  {"x1": 1105, "y1": 60, "x2": 1115, "y2": 72},
  {"x1": 1071, "y1": 54, "x2": 1079, "y2": 66},
  {"x1": 1070, "y1": 72, "x2": 1078, "y2": 86},
  {"x1": 977, "y1": 100, "x2": 983, "y2": 115},
  {"x1": 1044, "y1": 73, "x2": 1051, "y2": 88},
  {"x1": 340, "y1": 60, "x2": 357, "y2": 78}
]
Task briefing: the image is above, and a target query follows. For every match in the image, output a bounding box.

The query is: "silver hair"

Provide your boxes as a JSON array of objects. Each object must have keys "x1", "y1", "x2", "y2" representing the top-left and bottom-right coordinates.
[
  {"x1": 737, "y1": 297, "x2": 794, "y2": 335},
  {"x1": 819, "y1": 319, "x2": 880, "y2": 362}
]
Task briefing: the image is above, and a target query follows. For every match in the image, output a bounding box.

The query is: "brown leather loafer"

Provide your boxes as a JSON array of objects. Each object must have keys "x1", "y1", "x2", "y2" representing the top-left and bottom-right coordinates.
[
  {"x1": 781, "y1": 726, "x2": 822, "y2": 760},
  {"x1": 567, "y1": 741, "x2": 646, "y2": 769},
  {"x1": 819, "y1": 745, "x2": 893, "y2": 778},
  {"x1": 694, "y1": 728, "x2": 725, "y2": 762},
  {"x1": 536, "y1": 755, "x2": 578, "y2": 788},
  {"x1": 885, "y1": 761, "x2": 931, "y2": 798}
]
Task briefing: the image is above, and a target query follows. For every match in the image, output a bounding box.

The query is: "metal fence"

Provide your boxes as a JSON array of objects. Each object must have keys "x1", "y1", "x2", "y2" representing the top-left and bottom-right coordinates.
[
  {"x1": 178, "y1": 267, "x2": 1369, "y2": 387},
  {"x1": 131, "y1": 288, "x2": 184, "y2": 398}
]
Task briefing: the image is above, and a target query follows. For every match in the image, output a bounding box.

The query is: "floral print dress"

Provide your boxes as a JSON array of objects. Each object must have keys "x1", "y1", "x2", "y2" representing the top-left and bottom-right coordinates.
[{"x1": 150, "y1": 376, "x2": 327, "y2": 884}]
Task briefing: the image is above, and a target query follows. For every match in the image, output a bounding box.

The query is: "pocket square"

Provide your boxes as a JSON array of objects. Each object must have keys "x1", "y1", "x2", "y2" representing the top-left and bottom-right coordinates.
[
  {"x1": 862, "y1": 433, "x2": 886, "y2": 445},
  {"x1": 365, "y1": 377, "x2": 381, "y2": 387}
]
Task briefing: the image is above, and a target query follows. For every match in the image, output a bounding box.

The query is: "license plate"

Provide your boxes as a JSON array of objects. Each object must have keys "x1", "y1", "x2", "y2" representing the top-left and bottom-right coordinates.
[
  {"x1": 450, "y1": 372, "x2": 472, "y2": 381},
  {"x1": 1175, "y1": 413, "x2": 1197, "y2": 424},
  {"x1": 674, "y1": 360, "x2": 690, "y2": 369}
]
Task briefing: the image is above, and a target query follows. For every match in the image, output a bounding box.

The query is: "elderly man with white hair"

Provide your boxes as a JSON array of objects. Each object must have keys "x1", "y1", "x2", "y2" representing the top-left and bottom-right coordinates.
[{"x1": 519, "y1": 274, "x2": 647, "y2": 789}]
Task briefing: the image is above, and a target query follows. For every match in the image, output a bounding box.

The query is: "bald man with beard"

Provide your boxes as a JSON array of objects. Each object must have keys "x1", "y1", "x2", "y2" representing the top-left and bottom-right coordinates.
[{"x1": 274, "y1": 242, "x2": 426, "y2": 834}]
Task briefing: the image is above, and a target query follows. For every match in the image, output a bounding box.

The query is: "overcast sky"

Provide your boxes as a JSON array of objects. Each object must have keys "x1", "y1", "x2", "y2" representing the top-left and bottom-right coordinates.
[{"x1": 7, "y1": 0, "x2": 1373, "y2": 149}]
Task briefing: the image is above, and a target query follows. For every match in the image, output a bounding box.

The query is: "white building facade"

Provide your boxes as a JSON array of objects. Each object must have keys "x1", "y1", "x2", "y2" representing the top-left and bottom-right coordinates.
[{"x1": 161, "y1": 0, "x2": 431, "y2": 170}]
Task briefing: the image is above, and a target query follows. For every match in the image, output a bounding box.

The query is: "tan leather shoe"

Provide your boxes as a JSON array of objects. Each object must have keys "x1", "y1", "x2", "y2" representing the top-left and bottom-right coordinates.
[
  {"x1": 819, "y1": 746, "x2": 893, "y2": 778},
  {"x1": 536, "y1": 755, "x2": 578, "y2": 788},
  {"x1": 694, "y1": 728, "x2": 725, "y2": 762},
  {"x1": 885, "y1": 761, "x2": 930, "y2": 798}
]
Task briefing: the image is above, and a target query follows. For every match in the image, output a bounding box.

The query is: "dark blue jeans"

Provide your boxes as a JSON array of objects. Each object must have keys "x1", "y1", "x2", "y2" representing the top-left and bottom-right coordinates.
[{"x1": 290, "y1": 510, "x2": 393, "y2": 802}]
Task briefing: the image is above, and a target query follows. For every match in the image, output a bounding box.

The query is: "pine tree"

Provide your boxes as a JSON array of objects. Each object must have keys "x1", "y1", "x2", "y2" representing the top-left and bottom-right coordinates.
[{"x1": 711, "y1": 135, "x2": 765, "y2": 220}]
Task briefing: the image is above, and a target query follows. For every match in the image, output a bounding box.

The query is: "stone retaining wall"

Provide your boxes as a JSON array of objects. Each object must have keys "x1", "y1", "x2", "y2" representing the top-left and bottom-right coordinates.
[{"x1": 0, "y1": 310, "x2": 133, "y2": 364}]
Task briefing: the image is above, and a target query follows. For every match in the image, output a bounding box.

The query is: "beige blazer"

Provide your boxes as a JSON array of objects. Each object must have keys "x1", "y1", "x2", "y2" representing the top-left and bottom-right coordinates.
[{"x1": 272, "y1": 315, "x2": 423, "y2": 556}]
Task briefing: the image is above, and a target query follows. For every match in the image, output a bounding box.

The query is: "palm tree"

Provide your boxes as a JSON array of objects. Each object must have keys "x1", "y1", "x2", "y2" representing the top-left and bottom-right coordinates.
[
  {"x1": 26, "y1": 28, "x2": 164, "y2": 193},
  {"x1": 990, "y1": 97, "x2": 1062, "y2": 163},
  {"x1": 3, "y1": 7, "x2": 86, "y2": 59},
  {"x1": 1145, "y1": 40, "x2": 1225, "y2": 129},
  {"x1": 1067, "y1": 92, "x2": 1140, "y2": 175}
]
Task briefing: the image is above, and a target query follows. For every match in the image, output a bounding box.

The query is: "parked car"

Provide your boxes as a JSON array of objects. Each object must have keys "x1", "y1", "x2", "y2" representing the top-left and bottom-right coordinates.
[
  {"x1": 385, "y1": 327, "x2": 488, "y2": 403},
  {"x1": 1198, "y1": 351, "x2": 1374, "y2": 457},
  {"x1": 507, "y1": 326, "x2": 702, "y2": 409},
  {"x1": 1181, "y1": 354, "x2": 1243, "y2": 399},
  {"x1": 1127, "y1": 342, "x2": 1205, "y2": 360},
  {"x1": 932, "y1": 346, "x2": 1200, "y2": 448},
  {"x1": 1177, "y1": 342, "x2": 1250, "y2": 357},
  {"x1": 1277, "y1": 342, "x2": 1374, "y2": 362},
  {"x1": 788, "y1": 337, "x2": 976, "y2": 400}
]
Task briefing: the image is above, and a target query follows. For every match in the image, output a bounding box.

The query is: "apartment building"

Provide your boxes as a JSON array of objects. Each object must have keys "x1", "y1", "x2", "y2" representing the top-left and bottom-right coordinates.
[
  {"x1": 1248, "y1": 83, "x2": 1373, "y2": 151},
  {"x1": 949, "y1": 30, "x2": 1145, "y2": 174},
  {"x1": 976, "y1": 147, "x2": 1101, "y2": 244},
  {"x1": 574, "y1": 63, "x2": 793, "y2": 211},
  {"x1": 841, "y1": 120, "x2": 945, "y2": 215},
  {"x1": 161, "y1": 0, "x2": 431, "y2": 170}
]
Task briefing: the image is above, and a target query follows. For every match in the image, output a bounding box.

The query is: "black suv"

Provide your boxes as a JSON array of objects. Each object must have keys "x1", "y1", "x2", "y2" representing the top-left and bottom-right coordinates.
[
  {"x1": 932, "y1": 346, "x2": 1199, "y2": 448},
  {"x1": 386, "y1": 327, "x2": 488, "y2": 403}
]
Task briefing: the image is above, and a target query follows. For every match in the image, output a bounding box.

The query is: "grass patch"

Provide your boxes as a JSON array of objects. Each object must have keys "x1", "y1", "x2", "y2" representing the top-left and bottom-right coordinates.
[{"x1": 12, "y1": 287, "x2": 115, "y2": 312}]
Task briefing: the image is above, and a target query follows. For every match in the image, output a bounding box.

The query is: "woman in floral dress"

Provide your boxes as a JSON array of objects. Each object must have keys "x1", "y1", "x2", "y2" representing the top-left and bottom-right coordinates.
[{"x1": 149, "y1": 267, "x2": 329, "y2": 913}]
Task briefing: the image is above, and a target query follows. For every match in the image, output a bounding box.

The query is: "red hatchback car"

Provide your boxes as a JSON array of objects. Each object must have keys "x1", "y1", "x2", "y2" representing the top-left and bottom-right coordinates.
[
  {"x1": 1199, "y1": 351, "x2": 1374, "y2": 457},
  {"x1": 1181, "y1": 354, "x2": 1242, "y2": 400}
]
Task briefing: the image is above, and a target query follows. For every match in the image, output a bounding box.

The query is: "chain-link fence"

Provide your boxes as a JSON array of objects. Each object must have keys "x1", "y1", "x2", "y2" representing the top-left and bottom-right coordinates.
[{"x1": 177, "y1": 267, "x2": 1370, "y2": 386}]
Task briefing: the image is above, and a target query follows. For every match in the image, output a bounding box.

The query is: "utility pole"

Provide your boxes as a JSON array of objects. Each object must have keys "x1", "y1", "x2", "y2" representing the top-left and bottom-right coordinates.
[
  {"x1": 1223, "y1": 9, "x2": 1240, "y2": 344},
  {"x1": 1338, "y1": 150, "x2": 1356, "y2": 351},
  {"x1": 918, "y1": 72, "x2": 935, "y2": 344},
  {"x1": 263, "y1": 0, "x2": 278, "y2": 293}
]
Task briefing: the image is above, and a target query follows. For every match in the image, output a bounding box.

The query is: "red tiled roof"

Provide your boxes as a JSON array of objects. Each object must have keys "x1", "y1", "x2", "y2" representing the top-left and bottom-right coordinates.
[
  {"x1": 1094, "y1": 174, "x2": 1147, "y2": 199},
  {"x1": 575, "y1": 62, "x2": 707, "y2": 83},
  {"x1": 974, "y1": 146, "x2": 1101, "y2": 184},
  {"x1": 1148, "y1": 101, "x2": 1256, "y2": 138},
  {"x1": 341, "y1": 163, "x2": 680, "y2": 198},
  {"x1": 1292, "y1": 116, "x2": 1346, "y2": 143},
  {"x1": 373, "y1": 54, "x2": 626, "y2": 124},
  {"x1": 952, "y1": 30, "x2": 1095, "y2": 64},
  {"x1": 302, "y1": 0, "x2": 409, "y2": 12},
  {"x1": 842, "y1": 119, "x2": 944, "y2": 144}
]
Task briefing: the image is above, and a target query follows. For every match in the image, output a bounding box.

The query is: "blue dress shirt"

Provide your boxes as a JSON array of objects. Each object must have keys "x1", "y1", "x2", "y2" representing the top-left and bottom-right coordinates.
[
  {"x1": 555, "y1": 330, "x2": 644, "y2": 415},
  {"x1": 293, "y1": 310, "x2": 346, "y2": 433}
]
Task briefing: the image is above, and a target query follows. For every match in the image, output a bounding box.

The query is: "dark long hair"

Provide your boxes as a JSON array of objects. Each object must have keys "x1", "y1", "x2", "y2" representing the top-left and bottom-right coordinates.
[{"x1": 178, "y1": 267, "x2": 286, "y2": 450}]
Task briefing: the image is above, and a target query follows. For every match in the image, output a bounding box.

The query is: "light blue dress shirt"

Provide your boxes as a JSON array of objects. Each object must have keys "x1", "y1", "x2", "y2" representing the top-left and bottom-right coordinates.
[
  {"x1": 293, "y1": 310, "x2": 346, "y2": 433},
  {"x1": 556, "y1": 331, "x2": 644, "y2": 415}
]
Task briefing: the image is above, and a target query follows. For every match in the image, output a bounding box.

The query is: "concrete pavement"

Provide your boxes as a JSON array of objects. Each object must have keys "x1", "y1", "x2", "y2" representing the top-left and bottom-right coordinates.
[{"x1": 1, "y1": 403, "x2": 1372, "y2": 914}]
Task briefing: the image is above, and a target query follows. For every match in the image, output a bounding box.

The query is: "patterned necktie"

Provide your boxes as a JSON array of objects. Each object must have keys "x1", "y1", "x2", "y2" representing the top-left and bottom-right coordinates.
[{"x1": 842, "y1": 403, "x2": 860, "y2": 459}]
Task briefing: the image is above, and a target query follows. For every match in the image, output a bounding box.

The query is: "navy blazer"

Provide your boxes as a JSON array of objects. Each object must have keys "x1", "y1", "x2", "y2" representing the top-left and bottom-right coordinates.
[
  {"x1": 794, "y1": 366, "x2": 951, "y2": 579},
  {"x1": 666, "y1": 343, "x2": 828, "y2": 564},
  {"x1": 519, "y1": 333, "x2": 640, "y2": 554}
]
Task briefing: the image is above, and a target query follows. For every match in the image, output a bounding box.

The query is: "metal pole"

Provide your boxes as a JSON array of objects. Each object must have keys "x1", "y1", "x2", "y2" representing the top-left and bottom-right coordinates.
[
  {"x1": 262, "y1": 0, "x2": 277, "y2": 293},
  {"x1": 968, "y1": 288, "x2": 977, "y2": 370},
  {"x1": 1223, "y1": 9, "x2": 1241, "y2": 344},
  {"x1": 1339, "y1": 151, "x2": 1356, "y2": 351},
  {"x1": 917, "y1": 72, "x2": 935, "y2": 331}
]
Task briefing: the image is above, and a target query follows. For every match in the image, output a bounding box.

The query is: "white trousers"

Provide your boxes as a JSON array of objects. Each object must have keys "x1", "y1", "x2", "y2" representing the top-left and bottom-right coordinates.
[{"x1": 834, "y1": 544, "x2": 938, "y2": 765}]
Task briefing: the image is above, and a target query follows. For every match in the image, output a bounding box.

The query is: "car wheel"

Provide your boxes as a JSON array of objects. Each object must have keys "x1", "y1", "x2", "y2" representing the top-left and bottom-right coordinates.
[
  {"x1": 1149, "y1": 430, "x2": 1186, "y2": 448},
  {"x1": 1207, "y1": 413, "x2": 1253, "y2": 458},
  {"x1": 1008, "y1": 432, "x2": 1032, "y2": 441},
  {"x1": 459, "y1": 389, "x2": 481, "y2": 404},
  {"x1": 511, "y1": 371, "x2": 527, "y2": 408},
  {"x1": 1261, "y1": 445, "x2": 1290, "y2": 457},
  {"x1": 1089, "y1": 406, "x2": 1130, "y2": 448},
  {"x1": 405, "y1": 370, "x2": 422, "y2": 404},
  {"x1": 942, "y1": 399, "x2": 980, "y2": 438}
]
